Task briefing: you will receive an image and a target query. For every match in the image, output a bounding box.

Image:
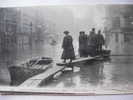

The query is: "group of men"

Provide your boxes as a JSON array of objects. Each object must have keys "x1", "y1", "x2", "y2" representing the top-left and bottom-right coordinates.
[
  {"x1": 79, "y1": 28, "x2": 105, "y2": 57},
  {"x1": 61, "y1": 28, "x2": 105, "y2": 63}
]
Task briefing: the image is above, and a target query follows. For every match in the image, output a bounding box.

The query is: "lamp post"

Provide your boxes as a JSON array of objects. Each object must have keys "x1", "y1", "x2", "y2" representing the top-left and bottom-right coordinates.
[
  {"x1": 37, "y1": 25, "x2": 42, "y2": 42},
  {"x1": 30, "y1": 22, "x2": 33, "y2": 58}
]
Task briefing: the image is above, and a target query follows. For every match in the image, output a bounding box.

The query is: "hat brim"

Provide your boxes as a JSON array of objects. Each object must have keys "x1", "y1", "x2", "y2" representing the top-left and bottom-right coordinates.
[{"x1": 64, "y1": 31, "x2": 69, "y2": 34}]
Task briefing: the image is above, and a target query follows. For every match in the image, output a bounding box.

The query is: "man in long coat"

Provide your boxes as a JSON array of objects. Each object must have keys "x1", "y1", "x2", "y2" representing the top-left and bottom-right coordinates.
[
  {"x1": 79, "y1": 31, "x2": 88, "y2": 57},
  {"x1": 61, "y1": 31, "x2": 75, "y2": 63},
  {"x1": 88, "y1": 28, "x2": 97, "y2": 56},
  {"x1": 96, "y1": 30, "x2": 105, "y2": 52}
]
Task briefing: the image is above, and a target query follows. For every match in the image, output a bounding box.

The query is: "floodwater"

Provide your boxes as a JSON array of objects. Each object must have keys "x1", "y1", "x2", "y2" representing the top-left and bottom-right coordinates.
[
  {"x1": 38, "y1": 42, "x2": 133, "y2": 92},
  {"x1": 1, "y1": 40, "x2": 133, "y2": 93},
  {"x1": 41, "y1": 56, "x2": 133, "y2": 91}
]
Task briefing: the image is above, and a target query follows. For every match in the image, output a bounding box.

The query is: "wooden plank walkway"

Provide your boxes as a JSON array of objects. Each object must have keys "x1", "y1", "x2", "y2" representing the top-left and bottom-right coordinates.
[
  {"x1": 19, "y1": 65, "x2": 65, "y2": 87},
  {"x1": 19, "y1": 56, "x2": 99, "y2": 87},
  {"x1": 57, "y1": 55, "x2": 100, "y2": 66}
]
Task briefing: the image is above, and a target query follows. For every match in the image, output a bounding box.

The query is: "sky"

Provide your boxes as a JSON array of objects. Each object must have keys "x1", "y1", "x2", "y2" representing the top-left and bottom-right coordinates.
[{"x1": 57, "y1": 6, "x2": 106, "y2": 33}]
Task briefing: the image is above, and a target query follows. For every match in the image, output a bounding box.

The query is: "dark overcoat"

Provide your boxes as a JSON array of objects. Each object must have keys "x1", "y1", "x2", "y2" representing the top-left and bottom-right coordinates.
[
  {"x1": 79, "y1": 34, "x2": 88, "y2": 51},
  {"x1": 79, "y1": 34, "x2": 88, "y2": 57},
  {"x1": 61, "y1": 35, "x2": 75, "y2": 59},
  {"x1": 96, "y1": 34, "x2": 105, "y2": 45},
  {"x1": 88, "y1": 32, "x2": 97, "y2": 47},
  {"x1": 87, "y1": 32, "x2": 97, "y2": 56}
]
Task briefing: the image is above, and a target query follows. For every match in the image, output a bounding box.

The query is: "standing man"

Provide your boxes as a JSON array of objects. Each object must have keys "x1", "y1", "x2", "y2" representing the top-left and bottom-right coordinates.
[
  {"x1": 61, "y1": 31, "x2": 75, "y2": 63},
  {"x1": 79, "y1": 31, "x2": 88, "y2": 57},
  {"x1": 96, "y1": 30, "x2": 105, "y2": 52},
  {"x1": 88, "y1": 28, "x2": 97, "y2": 56}
]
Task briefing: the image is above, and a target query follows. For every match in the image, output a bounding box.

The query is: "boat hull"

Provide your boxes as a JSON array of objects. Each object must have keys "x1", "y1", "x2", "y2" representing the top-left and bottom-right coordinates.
[{"x1": 8, "y1": 66, "x2": 47, "y2": 86}]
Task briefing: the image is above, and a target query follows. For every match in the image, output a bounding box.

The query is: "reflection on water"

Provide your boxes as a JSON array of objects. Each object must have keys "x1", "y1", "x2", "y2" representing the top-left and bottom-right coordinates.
[
  {"x1": 104, "y1": 56, "x2": 133, "y2": 86},
  {"x1": 41, "y1": 56, "x2": 133, "y2": 90},
  {"x1": 41, "y1": 61, "x2": 105, "y2": 88},
  {"x1": 79, "y1": 62, "x2": 104, "y2": 86},
  {"x1": 1, "y1": 41, "x2": 133, "y2": 89}
]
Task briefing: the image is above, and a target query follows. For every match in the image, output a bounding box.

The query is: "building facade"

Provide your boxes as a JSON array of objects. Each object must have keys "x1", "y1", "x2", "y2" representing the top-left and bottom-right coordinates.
[
  {"x1": 0, "y1": 8, "x2": 18, "y2": 64},
  {"x1": 104, "y1": 5, "x2": 133, "y2": 55},
  {"x1": 0, "y1": 7, "x2": 45, "y2": 65}
]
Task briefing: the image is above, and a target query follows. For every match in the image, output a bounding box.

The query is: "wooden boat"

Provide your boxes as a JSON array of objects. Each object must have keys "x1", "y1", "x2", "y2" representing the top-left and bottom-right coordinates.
[
  {"x1": 97, "y1": 49, "x2": 111, "y2": 57},
  {"x1": 8, "y1": 57, "x2": 53, "y2": 86}
]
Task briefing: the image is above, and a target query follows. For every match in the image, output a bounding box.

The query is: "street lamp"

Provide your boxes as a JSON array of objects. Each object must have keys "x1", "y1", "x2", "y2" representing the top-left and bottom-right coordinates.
[
  {"x1": 37, "y1": 24, "x2": 42, "y2": 42},
  {"x1": 30, "y1": 22, "x2": 33, "y2": 58}
]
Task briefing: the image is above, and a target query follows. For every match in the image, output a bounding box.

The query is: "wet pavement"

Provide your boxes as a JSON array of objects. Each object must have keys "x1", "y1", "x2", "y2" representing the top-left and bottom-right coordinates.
[{"x1": 40, "y1": 56, "x2": 133, "y2": 91}]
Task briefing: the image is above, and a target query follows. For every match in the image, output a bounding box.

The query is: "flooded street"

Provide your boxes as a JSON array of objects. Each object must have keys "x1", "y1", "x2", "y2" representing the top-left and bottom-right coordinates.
[
  {"x1": 33, "y1": 41, "x2": 133, "y2": 91},
  {"x1": 1, "y1": 41, "x2": 133, "y2": 92},
  {"x1": 40, "y1": 55, "x2": 133, "y2": 91},
  {"x1": 1, "y1": 5, "x2": 133, "y2": 94},
  {"x1": 0, "y1": 39, "x2": 133, "y2": 92}
]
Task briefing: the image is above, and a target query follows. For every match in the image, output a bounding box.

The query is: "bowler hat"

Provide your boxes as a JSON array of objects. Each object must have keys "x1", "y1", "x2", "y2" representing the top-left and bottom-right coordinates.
[{"x1": 64, "y1": 31, "x2": 69, "y2": 34}]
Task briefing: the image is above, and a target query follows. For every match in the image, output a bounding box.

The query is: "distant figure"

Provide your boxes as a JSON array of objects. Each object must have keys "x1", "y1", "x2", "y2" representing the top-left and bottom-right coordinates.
[
  {"x1": 88, "y1": 28, "x2": 97, "y2": 46},
  {"x1": 96, "y1": 30, "x2": 105, "y2": 52},
  {"x1": 79, "y1": 31, "x2": 88, "y2": 57},
  {"x1": 88, "y1": 28, "x2": 97, "y2": 56},
  {"x1": 61, "y1": 31, "x2": 75, "y2": 63}
]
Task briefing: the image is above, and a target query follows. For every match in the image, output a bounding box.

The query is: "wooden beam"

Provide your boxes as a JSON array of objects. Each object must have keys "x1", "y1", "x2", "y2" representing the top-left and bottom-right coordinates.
[{"x1": 56, "y1": 56, "x2": 100, "y2": 66}]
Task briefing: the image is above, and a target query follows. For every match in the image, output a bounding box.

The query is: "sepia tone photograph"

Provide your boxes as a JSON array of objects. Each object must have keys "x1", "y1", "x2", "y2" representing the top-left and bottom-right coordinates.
[{"x1": 0, "y1": 5, "x2": 133, "y2": 94}]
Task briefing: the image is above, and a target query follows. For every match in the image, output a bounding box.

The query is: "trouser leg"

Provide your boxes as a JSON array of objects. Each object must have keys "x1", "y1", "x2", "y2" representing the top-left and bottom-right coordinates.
[
  {"x1": 79, "y1": 49, "x2": 84, "y2": 57},
  {"x1": 99, "y1": 45, "x2": 102, "y2": 52}
]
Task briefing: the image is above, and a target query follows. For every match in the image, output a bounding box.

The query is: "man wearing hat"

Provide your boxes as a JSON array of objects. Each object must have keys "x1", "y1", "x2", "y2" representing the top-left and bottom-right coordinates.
[
  {"x1": 88, "y1": 28, "x2": 97, "y2": 56},
  {"x1": 79, "y1": 31, "x2": 88, "y2": 57},
  {"x1": 96, "y1": 30, "x2": 105, "y2": 53},
  {"x1": 61, "y1": 31, "x2": 75, "y2": 63}
]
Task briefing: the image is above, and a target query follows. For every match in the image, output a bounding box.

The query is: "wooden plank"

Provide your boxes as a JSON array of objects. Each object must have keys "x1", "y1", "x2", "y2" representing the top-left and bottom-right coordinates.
[
  {"x1": 19, "y1": 56, "x2": 100, "y2": 87},
  {"x1": 56, "y1": 56, "x2": 100, "y2": 66},
  {"x1": 19, "y1": 65, "x2": 65, "y2": 87}
]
